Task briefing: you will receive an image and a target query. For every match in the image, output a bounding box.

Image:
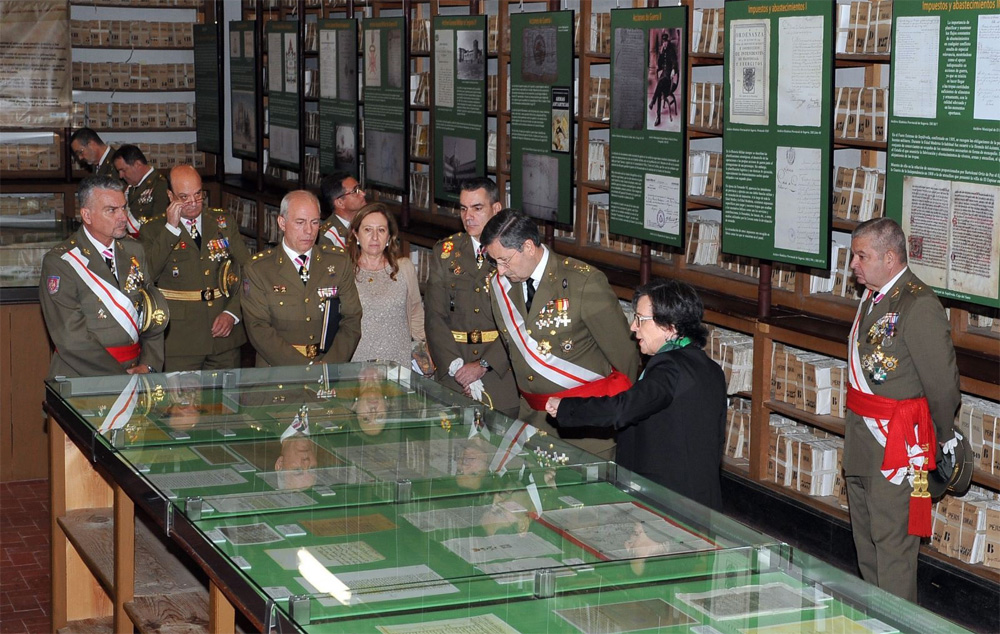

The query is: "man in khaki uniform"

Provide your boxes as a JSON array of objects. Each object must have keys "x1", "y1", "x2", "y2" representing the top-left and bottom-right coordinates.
[
  {"x1": 481, "y1": 208, "x2": 639, "y2": 458},
  {"x1": 140, "y1": 165, "x2": 252, "y2": 371},
  {"x1": 70, "y1": 128, "x2": 119, "y2": 181},
  {"x1": 112, "y1": 145, "x2": 170, "y2": 234},
  {"x1": 845, "y1": 217, "x2": 960, "y2": 602},
  {"x1": 39, "y1": 175, "x2": 168, "y2": 378},
  {"x1": 243, "y1": 190, "x2": 363, "y2": 366},
  {"x1": 426, "y1": 178, "x2": 519, "y2": 418},
  {"x1": 318, "y1": 171, "x2": 367, "y2": 248}
]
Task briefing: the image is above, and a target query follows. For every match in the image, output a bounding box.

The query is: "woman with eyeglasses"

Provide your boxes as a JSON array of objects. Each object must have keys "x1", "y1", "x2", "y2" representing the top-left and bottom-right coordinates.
[
  {"x1": 347, "y1": 203, "x2": 431, "y2": 371},
  {"x1": 545, "y1": 278, "x2": 727, "y2": 511}
]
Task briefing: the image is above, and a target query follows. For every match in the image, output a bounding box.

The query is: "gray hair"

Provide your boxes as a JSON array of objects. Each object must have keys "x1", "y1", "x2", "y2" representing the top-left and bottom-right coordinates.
[
  {"x1": 279, "y1": 190, "x2": 321, "y2": 219},
  {"x1": 77, "y1": 174, "x2": 124, "y2": 209},
  {"x1": 479, "y1": 207, "x2": 541, "y2": 251},
  {"x1": 852, "y1": 217, "x2": 907, "y2": 264}
]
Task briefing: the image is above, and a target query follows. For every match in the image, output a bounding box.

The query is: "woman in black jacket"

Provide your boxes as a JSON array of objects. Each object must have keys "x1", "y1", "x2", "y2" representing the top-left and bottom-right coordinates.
[{"x1": 546, "y1": 278, "x2": 727, "y2": 510}]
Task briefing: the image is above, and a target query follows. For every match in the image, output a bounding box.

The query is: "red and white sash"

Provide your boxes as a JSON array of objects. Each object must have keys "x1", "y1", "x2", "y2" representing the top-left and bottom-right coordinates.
[
  {"x1": 61, "y1": 247, "x2": 140, "y2": 344},
  {"x1": 323, "y1": 225, "x2": 347, "y2": 248},
  {"x1": 97, "y1": 375, "x2": 140, "y2": 433},
  {"x1": 125, "y1": 210, "x2": 142, "y2": 237},
  {"x1": 848, "y1": 288, "x2": 922, "y2": 485},
  {"x1": 491, "y1": 274, "x2": 602, "y2": 389}
]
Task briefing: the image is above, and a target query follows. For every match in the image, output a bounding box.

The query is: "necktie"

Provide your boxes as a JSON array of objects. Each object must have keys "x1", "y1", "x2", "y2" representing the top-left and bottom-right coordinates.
[
  {"x1": 867, "y1": 291, "x2": 884, "y2": 315},
  {"x1": 525, "y1": 277, "x2": 536, "y2": 311},
  {"x1": 102, "y1": 249, "x2": 117, "y2": 281},
  {"x1": 187, "y1": 220, "x2": 201, "y2": 249},
  {"x1": 296, "y1": 255, "x2": 309, "y2": 284}
]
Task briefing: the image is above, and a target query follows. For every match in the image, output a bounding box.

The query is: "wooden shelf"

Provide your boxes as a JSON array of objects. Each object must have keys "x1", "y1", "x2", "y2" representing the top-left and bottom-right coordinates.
[
  {"x1": 56, "y1": 616, "x2": 114, "y2": 634},
  {"x1": 765, "y1": 399, "x2": 846, "y2": 437}
]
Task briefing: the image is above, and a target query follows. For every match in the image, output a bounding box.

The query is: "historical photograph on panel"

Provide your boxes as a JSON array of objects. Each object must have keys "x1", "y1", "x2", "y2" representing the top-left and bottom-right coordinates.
[
  {"x1": 367, "y1": 129, "x2": 406, "y2": 190},
  {"x1": 456, "y1": 30, "x2": 486, "y2": 81},
  {"x1": 231, "y1": 91, "x2": 256, "y2": 154},
  {"x1": 387, "y1": 29, "x2": 403, "y2": 88},
  {"x1": 319, "y1": 30, "x2": 338, "y2": 100},
  {"x1": 522, "y1": 152, "x2": 560, "y2": 221},
  {"x1": 335, "y1": 123, "x2": 357, "y2": 172},
  {"x1": 283, "y1": 34, "x2": 297, "y2": 94},
  {"x1": 230, "y1": 31, "x2": 241, "y2": 57},
  {"x1": 551, "y1": 86, "x2": 570, "y2": 153},
  {"x1": 647, "y1": 28, "x2": 682, "y2": 131},
  {"x1": 244, "y1": 30, "x2": 254, "y2": 57},
  {"x1": 612, "y1": 28, "x2": 644, "y2": 130},
  {"x1": 365, "y1": 29, "x2": 381, "y2": 88},
  {"x1": 521, "y1": 26, "x2": 558, "y2": 83},
  {"x1": 338, "y1": 31, "x2": 358, "y2": 102},
  {"x1": 442, "y1": 136, "x2": 477, "y2": 193}
]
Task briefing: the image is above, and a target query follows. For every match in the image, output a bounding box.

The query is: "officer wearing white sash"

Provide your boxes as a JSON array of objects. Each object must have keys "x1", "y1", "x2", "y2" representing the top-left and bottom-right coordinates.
[
  {"x1": 480, "y1": 208, "x2": 639, "y2": 459},
  {"x1": 39, "y1": 175, "x2": 168, "y2": 378},
  {"x1": 845, "y1": 217, "x2": 960, "y2": 602}
]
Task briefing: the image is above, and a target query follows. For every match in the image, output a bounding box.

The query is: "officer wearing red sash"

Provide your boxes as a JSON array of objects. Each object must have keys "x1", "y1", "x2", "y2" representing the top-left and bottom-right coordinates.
[
  {"x1": 845, "y1": 217, "x2": 960, "y2": 602},
  {"x1": 480, "y1": 208, "x2": 639, "y2": 458},
  {"x1": 39, "y1": 175, "x2": 168, "y2": 378}
]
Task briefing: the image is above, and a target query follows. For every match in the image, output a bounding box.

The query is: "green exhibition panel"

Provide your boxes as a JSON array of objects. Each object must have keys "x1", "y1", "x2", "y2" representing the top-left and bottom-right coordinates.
[
  {"x1": 44, "y1": 363, "x2": 970, "y2": 633},
  {"x1": 722, "y1": 0, "x2": 835, "y2": 270},
  {"x1": 230, "y1": 21, "x2": 258, "y2": 162},
  {"x1": 509, "y1": 11, "x2": 575, "y2": 225},
  {"x1": 318, "y1": 19, "x2": 360, "y2": 176},
  {"x1": 886, "y1": 1, "x2": 1000, "y2": 308},
  {"x1": 362, "y1": 16, "x2": 408, "y2": 193},
  {"x1": 432, "y1": 15, "x2": 488, "y2": 205},
  {"x1": 266, "y1": 19, "x2": 301, "y2": 170},
  {"x1": 608, "y1": 6, "x2": 688, "y2": 248}
]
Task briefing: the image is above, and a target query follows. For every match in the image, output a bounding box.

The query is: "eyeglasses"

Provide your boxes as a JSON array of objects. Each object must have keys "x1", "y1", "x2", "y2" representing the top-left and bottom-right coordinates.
[
  {"x1": 338, "y1": 185, "x2": 364, "y2": 199},
  {"x1": 632, "y1": 313, "x2": 655, "y2": 326},
  {"x1": 491, "y1": 251, "x2": 518, "y2": 271},
  {"x1": 176, "y1": 191, "x2": 206, "y2": 204}
]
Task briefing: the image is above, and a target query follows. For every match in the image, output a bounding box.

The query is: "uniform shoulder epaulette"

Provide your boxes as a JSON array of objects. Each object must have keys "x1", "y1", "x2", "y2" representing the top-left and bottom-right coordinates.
[
  {"x1": 904, "y1": 280, "x2": 927, "y2": 295},
  {"x1": 562, "y1": 257, "x2": 592, "y2": 274},
  {"x1": 435, "y1": 232, "x2": 462, "y2": 247},
  {"x1": 319, "y1": 244, "x2": 346, "y2": 254},
  {"x1": 208, "y1": 207, "x2": 226, "y2": 214},
  {"x1": 251, "y1": 248, "x2": 274, "y2": 261},
  {"x1": 147, "y1": 212, "x2": 167, "y2": 222}
]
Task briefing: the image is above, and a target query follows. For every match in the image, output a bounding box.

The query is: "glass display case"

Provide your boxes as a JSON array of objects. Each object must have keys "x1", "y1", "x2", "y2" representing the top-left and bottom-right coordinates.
[
  {"x1": 45, "y1": 362, "x2": 971, "y2": 633},
  {"x1": 0, "y1": 191, "x2": 72, "y2": 292}
]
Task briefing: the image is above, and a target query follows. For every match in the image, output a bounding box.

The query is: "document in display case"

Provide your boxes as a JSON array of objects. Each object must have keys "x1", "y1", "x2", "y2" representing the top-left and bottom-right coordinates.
[{"x1": 45, "y1": 362, "x2": 969, "y2": 633}]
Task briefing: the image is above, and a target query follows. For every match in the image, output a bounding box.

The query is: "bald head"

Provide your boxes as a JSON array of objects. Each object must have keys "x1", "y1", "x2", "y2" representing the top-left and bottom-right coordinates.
[{"x1": 168, "y1": 165, "x2": 205, "y2": 221}]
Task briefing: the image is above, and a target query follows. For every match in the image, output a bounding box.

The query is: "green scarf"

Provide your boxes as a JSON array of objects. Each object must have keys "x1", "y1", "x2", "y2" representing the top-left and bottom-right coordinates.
[{"x1": 640, "y1": 337, "x2": 691, "y2": 380}]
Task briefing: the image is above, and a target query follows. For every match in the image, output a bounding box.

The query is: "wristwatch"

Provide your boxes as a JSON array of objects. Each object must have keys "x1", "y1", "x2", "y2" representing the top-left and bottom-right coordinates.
[{"x1": 478, "y1": 359, "x2": 492, "y2": 372}]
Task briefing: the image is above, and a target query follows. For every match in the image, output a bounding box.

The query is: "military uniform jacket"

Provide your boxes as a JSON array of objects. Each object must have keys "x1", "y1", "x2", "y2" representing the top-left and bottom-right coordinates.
[
  {"x1": 95, "y1": 148, "x2": 119, "y2": 181},
  {"x1": 844, "y1": 268, "x2": 961, "y2": 477},
  {"x1": 490, "y1": 251, "x2": 639, "y2": 397},
  {"x1": 127, "y1": 168, "x2": 170, "y2": 222},
  {"x1": 318, "y1": 215, "x2": 350, "y2": 248},
  {"x1": 242, "y1": 244, "x2": 363, "y2": 366},
  {"x1": 39, "y1": 230, "x2": 168, "y2": 378},
  {"x1": 139, "y1": 209, "x2": 252, "y2": 357},
  {"x1": 425, "y1": 232, "x2": 519, "y2": 416}
]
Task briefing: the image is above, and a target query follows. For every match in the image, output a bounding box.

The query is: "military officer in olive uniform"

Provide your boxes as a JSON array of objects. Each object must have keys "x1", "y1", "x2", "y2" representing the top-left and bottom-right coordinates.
[
  {"x1": 845, "y1": 217, "x2": 960, "y2": 602},
  {"x1": 243, "y1": 190, "x2": 363, "y2": 366},
  {"x1": 425, "y1": 178, "x2": 519, "y2": 418},
  {"x1": 318, "y1": 171, "x2": 367, "y2": 248},
  {"x1": 70, "y1": 128, "x2": 119, "y2": 182},
  {"x1": 481, "y1": 208, "x2": 639, "y2": 458},
  {"x1": 112, "y1": 144, "x2": 170, "y2": 235},
  {"x1": 39, "y1": 175, "x2": 168, "y2": 379},
  {"x1": 140, "y1": 165, "x2": 253, "y2": 371}
]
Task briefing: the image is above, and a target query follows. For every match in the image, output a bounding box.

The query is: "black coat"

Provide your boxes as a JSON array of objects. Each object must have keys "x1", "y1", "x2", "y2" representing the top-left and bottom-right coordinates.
[{"x1": 556, "y1": 345, "x2": 727, "y2": 510}]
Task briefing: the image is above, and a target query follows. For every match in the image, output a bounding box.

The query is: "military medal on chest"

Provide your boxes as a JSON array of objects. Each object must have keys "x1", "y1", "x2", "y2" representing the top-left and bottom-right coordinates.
[
  {"x1": 207, "y1": 237, "x2": 231, "y2": 262},
  {"x1": 862, "y1": 312, "x2": 899, "y2": 384},
  {"x1": 123, "y1": 256, "x2": 144, "y2": 292}
]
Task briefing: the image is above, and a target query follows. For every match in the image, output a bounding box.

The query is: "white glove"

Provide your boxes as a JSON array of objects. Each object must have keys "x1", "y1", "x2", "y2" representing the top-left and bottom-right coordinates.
[
  {"x1": 941, "y1": 430, "x2": 963, "y2": 456},
  {"x1": 448, "y1": 358, "x2": 485, "y2": 402}
]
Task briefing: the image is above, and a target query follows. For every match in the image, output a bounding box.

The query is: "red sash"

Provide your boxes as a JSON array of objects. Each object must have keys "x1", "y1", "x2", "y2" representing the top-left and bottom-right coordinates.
[
  {"x1": 847, "y1": 386, "x2": 937, "y2": 536},
  {"x1": 106, "y1": 343, "x2": 141, "y2": 363},
  {"x1": 520, "y1": 369, "x2": 632, "y2": 411}
]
